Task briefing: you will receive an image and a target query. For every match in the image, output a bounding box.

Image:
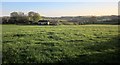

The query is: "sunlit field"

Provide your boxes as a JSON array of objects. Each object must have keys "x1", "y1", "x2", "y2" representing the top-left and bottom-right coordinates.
[{"x1": 2, "y1": 25, "x2": 120, "y2": 64}]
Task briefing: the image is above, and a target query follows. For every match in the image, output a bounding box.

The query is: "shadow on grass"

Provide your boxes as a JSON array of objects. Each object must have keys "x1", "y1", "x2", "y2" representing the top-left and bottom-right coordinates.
[
  {"x1": 56, "y1": 35, "x2": 120, "y2": 65},
  {"x1": 2, "y1": 35, "x2": 120, "y2": 65}
]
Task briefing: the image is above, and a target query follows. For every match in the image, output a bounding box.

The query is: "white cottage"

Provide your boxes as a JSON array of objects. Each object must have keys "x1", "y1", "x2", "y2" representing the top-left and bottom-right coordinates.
[{"x1": 38, "y1": 20, "x2": 50, "y2": 25}]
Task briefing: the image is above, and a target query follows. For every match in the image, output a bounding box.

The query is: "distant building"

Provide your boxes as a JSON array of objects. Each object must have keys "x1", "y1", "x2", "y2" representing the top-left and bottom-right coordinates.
[{"x1": 38, "y1": 20, "x2": 50, "y2": 25}]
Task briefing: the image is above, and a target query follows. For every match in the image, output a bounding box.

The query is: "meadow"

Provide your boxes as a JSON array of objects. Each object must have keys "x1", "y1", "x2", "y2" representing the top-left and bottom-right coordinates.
[{"x1": 2, "y1": 25, "x2": 120, "y2": 64}]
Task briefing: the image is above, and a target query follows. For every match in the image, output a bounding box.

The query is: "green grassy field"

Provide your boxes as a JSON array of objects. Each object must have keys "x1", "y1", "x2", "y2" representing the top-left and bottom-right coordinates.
[{"x1": 2, "y1": 25, "x2": 120, "y2": 64}]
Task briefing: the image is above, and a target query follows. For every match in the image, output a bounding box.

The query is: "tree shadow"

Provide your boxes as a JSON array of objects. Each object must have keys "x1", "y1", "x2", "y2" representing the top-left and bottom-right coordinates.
[{"x1": 55, "y1": 35, "x2": 120, "y2": 64}]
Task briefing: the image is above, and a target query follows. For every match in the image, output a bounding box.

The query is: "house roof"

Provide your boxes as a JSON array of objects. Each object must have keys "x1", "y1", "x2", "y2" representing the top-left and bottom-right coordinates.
[{"x1": 38, "y1": 20, "x2": 49, "y2": 22}]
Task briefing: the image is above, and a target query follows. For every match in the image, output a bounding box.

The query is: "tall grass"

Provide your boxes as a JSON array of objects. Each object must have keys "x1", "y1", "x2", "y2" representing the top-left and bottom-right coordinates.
[{"x1": 2, "y1": 25, "x2": 120, "y2": 64}]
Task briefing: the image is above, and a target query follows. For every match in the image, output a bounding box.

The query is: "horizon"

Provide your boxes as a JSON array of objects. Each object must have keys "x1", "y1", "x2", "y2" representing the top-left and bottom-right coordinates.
[
  {"x1": 1, "y1": 14, "x2": 118, "y2": 17},
  {"x1": 2, "y1": 2, "x2": 118, "y2": 17}
]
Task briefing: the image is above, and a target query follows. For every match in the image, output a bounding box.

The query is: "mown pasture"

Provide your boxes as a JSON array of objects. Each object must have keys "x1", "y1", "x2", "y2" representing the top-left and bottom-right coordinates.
[{"x1": 2, "y1": 25, "x2": 120, "y2": 64}]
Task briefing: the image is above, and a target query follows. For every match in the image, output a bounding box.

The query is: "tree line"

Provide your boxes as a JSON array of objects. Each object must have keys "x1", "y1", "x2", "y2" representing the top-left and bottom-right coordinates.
[
  {"x1": 2, "y1": 11, "x2": 41, "y2": 24},
  {"x1": 1, "y1": 11, "x2": 119, "y2": 25}
]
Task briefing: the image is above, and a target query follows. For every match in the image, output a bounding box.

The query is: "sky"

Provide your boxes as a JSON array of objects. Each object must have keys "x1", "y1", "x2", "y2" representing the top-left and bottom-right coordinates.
[
  {"x1": 1, "y1": 0, "x2": 119, "y2": 2},
  {"x1": 1, "y1": 0, "x2": 119, "y2": 17}
]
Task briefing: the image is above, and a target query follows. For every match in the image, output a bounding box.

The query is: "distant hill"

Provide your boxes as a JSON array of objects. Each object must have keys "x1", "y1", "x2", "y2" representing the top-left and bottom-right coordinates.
[
  {"x1": 41, "y1": 15, "x2": 119, "y2": 25},
  {"x1": 1, "y1": 15, "x2": 119, "y2": 25}
]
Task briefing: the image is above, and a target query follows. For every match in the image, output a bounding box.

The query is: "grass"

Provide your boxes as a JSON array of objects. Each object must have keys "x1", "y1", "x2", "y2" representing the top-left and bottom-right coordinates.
[
  {"x1": 2, "y1": 25, "x2": 120, "y2": 64},
  {"x1": 0, "y1": 24, "x2": 2, "y2": 64}
]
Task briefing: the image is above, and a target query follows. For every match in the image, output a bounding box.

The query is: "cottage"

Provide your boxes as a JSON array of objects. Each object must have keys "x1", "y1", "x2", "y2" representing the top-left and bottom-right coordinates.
[{"x1": 38, "y1": 20, "x2": 50, "y2": 25}]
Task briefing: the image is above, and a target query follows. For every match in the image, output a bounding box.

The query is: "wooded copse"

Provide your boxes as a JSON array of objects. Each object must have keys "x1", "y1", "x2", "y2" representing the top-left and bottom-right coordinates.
[
  {"x1": 2, "y1": 11, "x2": 41, "y2": 24},
  {"x1": 1, "y1": 11, "x2": 119, "y2": 25}
]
